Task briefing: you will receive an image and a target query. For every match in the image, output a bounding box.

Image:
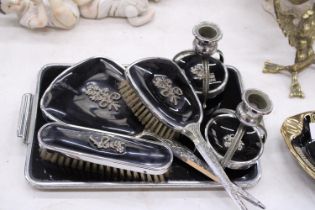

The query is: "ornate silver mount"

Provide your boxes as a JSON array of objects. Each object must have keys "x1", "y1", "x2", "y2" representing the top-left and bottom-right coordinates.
[
  {"x1": 84, "y1": 84, "x2": 121, "y2": 111},
  {"x1": 152, "y1": 75, "x2": 183, "y2": 106},
  {"x1": 190, "y1": 63, "x2": 220, "y2": 84},
  {"x1": 193, "y1": 22, "x2": 222, "y2": 56},
  {"x1": 221, "y1": 89, "x2": 273, "y2": 168},
  {"x1": 89, "y1": 135, "x2": 125, "y2": 154}
]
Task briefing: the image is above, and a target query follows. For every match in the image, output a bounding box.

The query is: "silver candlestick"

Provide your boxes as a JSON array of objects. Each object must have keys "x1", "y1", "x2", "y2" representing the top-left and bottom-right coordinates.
[
  {"x1": 192, "y1": 22, "x2": 224, "y2": 107},
  {"x1": 221, "y1": 89, "x2": 273, "y2": 168}
]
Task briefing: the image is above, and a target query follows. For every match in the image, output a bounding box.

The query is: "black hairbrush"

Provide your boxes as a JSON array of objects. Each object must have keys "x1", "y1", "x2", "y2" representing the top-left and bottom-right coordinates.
[{"x1": 119, "y1": 57, "x2": 265, "y2": 210}]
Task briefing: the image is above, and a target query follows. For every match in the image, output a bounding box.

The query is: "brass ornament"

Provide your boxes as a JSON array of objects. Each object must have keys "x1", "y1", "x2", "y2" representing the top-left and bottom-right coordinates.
[
  {"x1": 263, "y1": 0, "x2": 315, "y2": 98},
  {"x1": 281, "y1": 111, "x2": 315, "y2": 179},
  {"x1": 289, "y1": 0, "x2": 309, "y2": 5}
]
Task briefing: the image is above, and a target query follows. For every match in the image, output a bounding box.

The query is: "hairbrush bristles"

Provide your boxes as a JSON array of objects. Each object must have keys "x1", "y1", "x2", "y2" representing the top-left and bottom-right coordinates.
[
  {"x1": 119, "y1": 80, "x2": 177, "y2": 140},
  {"x1": 39, "y1": 149, "x2": 166, "y2": 182}
]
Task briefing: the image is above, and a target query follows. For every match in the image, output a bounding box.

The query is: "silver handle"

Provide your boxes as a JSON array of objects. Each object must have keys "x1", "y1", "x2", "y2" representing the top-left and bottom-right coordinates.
[
  {"x1": 185, "y1": 124, "x2": 247, "y2": 210},
  {"x1": 141, "y1": 131, "x2": 265, "y2": 209},
  {"x1": 17, "y1": 93, "x2": 33, "y2": 143},
  {"x1": 221, "y1": 124, "x2": 246, "y2": 168}
]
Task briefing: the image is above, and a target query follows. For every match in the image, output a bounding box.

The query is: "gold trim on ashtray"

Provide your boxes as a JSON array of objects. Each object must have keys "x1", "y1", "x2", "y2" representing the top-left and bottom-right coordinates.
[{"x1": 281, "y1": 111, "x2": 315, "y2": 179}]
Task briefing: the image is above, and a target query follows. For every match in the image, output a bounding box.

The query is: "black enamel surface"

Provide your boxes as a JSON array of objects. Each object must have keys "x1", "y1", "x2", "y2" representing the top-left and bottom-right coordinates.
[
  {"x1": 127, "y1": 58, "x2": 201, "y2": 127},
  {"x1": 218, "y1": 68, "x2": 242, "y2": 109},
  {"x1": 27, "y1": 64, "x2": 259, "y2": 183},
  {"x1": 292, "y1": 116, "x2": 312, "y2": 147},
  {"x1": 175, "y1": 53, "x2": 227, "y2": 93},
  {"x1": 206, "y1": 115, "x2": 262, "y2": 161},
  {"x1": 39, "y1": 123, "x2": 172, "y2": 170},
  {"x1": 174, "y1": 52, "x2": 229, "y2": 118},
  {"x1": 306, "y1": 142, "x2": 315, "y2": 164},
  {"x1": 292, "y1": 115, "x2": 315, "y2": 164},
  {"x1": 41, "y1": 57, "x2": 143, "y2": 136},
  {"x1": 200, "y1": 67, "x2": 242, "y2": 131}
]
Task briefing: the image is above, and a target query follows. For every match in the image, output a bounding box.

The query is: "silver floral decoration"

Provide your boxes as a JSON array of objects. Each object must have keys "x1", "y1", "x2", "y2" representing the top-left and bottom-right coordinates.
[
  {"x1": 152, "y1": 75, "x2": 183, "y2": 106},
  {"x1": 89, "y1": 135, "x2": 125, "y2": 154},
  {"x1": 223, "y1": 134, "x2": 245, "y2": 151},
  {"x1": 190, "y1": 63, "x2": 218, "y2": 83},
  {"x1": 84, "y1": 84, "x2": 121, "y2": 111}
]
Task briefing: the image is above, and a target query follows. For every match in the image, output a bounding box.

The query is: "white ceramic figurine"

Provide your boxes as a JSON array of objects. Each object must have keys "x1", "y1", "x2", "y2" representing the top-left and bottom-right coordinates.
[
  {"x1": 0, "y1": 0, "x2": 158, "y2": 29},
  {"x1": 0, "y1": 0, "x2": 80, "y2": 29},
  {"x1": 74, "y1": 0, "x2": 155, "y2": 26}
]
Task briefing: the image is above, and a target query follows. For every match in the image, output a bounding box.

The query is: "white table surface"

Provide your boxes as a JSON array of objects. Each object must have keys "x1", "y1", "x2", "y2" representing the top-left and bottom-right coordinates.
[{"x1": 0, "y1": 0, "x2": 315, "y2": 209}]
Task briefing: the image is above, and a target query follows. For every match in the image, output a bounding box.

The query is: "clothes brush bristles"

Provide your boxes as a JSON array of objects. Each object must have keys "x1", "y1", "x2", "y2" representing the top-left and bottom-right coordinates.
[{"x1": 39, "y1": 149, "x2": 166, "y2": 182}]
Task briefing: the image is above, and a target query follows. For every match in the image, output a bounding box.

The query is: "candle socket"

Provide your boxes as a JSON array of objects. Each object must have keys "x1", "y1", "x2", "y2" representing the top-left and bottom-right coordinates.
[{"x1": 193, "y1": 22, "x2": 223, "y2": 56}]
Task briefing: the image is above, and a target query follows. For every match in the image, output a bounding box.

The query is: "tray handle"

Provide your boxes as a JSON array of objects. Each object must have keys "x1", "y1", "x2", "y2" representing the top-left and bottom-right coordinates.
[{"x1": 17, "y1": 93, "x2": 33, "y2": 144}]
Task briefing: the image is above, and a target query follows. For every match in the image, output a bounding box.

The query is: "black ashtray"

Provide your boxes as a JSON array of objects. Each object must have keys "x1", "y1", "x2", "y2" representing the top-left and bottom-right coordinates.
[{"x1": 281, "y1": 111, "x2": 315, "y2": 180}]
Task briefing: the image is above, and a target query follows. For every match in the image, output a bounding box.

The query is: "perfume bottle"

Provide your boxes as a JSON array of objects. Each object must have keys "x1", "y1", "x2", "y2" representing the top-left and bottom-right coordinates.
[{"x1": 173, "y1": 22, "x2": 229, "y2": 117}]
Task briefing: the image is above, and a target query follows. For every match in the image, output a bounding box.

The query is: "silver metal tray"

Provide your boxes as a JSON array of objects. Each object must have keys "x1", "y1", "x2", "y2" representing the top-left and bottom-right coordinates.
[{"x1": 18, "y1": 63, "x2": 262, "y2": 190}]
